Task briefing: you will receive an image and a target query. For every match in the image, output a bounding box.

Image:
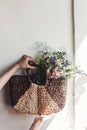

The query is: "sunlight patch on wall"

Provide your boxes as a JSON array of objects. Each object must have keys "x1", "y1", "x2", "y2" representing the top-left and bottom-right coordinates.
[
  {"x1": 75, "y1": 35, "x2": 87, "y2": 128},
  {"x1": 76, "y1": 35, "x2": 87, "y2": 73}
]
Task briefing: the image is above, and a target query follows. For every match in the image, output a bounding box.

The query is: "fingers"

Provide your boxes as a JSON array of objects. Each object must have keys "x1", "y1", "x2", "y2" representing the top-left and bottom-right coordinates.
[
  {"x1": 35, "y1": 114, "x2": 53, "y2": 121},
  {"x1": 35, "y1": 116, "x2": 44, "y2": 120},
  {"x1": 29, "y1": 116, "x2": 44, "y2": 130},
  {"x1": 29, "y1": 65, "x2": 36, "y2": 69},
  {"x1": 33, "y1": 116, "x2": 44, "y2": 126},
  {"x1": 22, "y1": 54, "x2": 36, "y2": 69},
  {"x1": 34, "y1": 115, "x2": 44, "y2": 122},
  {"x1": 23, "y1": 55, "x2": 35, "y2": 62}
]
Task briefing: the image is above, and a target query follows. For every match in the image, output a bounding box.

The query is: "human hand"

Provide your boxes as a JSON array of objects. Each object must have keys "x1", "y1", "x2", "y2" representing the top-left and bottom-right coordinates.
[
  {"x1": 29, "y1": 116, "x2": 44, "y2": 130},
  {"x1": 16, "y1": 55, "x2": 36, "y2": 69}
]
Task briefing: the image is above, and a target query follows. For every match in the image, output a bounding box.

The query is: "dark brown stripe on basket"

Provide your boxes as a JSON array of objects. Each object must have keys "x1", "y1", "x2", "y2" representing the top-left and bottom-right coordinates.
[
  {"x1": 9, "y1": 75, "x2": 31, "y2": 106},
  {"x1": 45, "y1": 78, "x2": 67, "y2": 109}
]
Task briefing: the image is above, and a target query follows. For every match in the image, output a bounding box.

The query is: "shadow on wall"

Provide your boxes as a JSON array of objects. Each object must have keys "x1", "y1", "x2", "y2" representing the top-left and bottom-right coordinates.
[
  {"x1": 74, "y1": 0, "x2": 87, "y2": 106},
  {"x1": 75, "y1": 75, "x2": 87, "y2": 105},
  {"x1": 75, "y1": 34, "x2": 87, "y2": 104}
]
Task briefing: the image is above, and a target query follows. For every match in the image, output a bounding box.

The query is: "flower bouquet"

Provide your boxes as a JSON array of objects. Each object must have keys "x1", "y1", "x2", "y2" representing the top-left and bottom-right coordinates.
[
  {"x1": 22, "y1": 46, "x2": 78, "y2": 115},
  {"x1": 9, "y1": 44, "x2": 79, "y2": 115},
  {"x1": 30, "y1": 48, "x2": 77, "y2": 86}
]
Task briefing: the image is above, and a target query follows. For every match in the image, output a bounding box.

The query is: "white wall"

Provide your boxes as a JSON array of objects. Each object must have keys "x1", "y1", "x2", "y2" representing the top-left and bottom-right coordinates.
[
  {"x1": 0, "y1": 0, "x2": 73, "y2": 130},
  {"x1": 74, "y1": 0, "x2": 87, "y2": 128}
]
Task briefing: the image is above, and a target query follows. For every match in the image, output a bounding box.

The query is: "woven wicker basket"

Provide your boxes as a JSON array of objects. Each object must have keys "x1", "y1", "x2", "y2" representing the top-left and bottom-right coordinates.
[{"x1": 9, "y1": 76, "x2": 67, "y2": 115}]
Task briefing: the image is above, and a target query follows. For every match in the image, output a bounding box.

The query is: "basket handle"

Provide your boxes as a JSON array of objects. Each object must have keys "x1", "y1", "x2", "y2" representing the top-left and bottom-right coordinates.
[
  {"x1": 26, "y1": 61, "x2": 39, "y2": 83},
  {"x1": 26, "y1": 63, "x2": 47, "y2": 85}
]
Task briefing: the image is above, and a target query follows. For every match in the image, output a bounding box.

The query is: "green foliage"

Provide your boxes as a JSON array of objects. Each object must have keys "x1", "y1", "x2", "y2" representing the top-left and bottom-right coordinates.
[{"x1": 36, "y1": 50, "x2": 77, "y2": 79}]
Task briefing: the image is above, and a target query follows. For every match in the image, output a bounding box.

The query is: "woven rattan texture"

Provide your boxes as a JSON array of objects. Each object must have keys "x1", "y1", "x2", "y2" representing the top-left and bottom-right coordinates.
[{"x1": 10, "y1": 77, "x2": 67, "y2": 115}]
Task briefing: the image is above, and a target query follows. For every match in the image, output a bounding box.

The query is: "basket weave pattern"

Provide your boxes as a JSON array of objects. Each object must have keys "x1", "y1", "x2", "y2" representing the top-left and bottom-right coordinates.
[{"x1": 10, "y1": 78, "x2": 67, "y2": 115}]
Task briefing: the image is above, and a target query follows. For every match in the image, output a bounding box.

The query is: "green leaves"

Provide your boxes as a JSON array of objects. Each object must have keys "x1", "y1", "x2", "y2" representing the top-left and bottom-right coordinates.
[{"x1": 36, "y1": 50, "x2": 78, "y2": 79}]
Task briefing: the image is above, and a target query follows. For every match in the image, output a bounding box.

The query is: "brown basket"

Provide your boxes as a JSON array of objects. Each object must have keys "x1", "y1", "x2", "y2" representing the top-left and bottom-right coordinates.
[{"x1": 9, "y1": 75, "x2": 67, "y2": 115}]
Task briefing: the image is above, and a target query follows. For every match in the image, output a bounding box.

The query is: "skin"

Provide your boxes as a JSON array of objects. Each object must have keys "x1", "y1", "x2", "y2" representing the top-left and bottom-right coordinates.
[
  {"x1": 29, "y1": 116, "x2": 44, "y2": 130},
  {"x1": 0, "y1": 55, "x2": 35, "y2": 90},
  {"x1": 0, "y1": 54, "x2": 44, "y2": 130}
]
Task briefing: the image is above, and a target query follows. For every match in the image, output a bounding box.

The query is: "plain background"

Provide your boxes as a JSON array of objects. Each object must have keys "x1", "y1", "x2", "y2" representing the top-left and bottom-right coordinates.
[
  {"x1": 1, "y1": 0, "x2": 86, "y2": 130},
  {"x1": 74, "y1": 0, "x2": 87, "y2": 128}
]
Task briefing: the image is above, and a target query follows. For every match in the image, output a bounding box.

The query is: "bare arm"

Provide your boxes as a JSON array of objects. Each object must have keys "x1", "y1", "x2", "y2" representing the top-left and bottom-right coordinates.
[{"x1": 0, "y1": 55, "x2": 35, "y2": 90}]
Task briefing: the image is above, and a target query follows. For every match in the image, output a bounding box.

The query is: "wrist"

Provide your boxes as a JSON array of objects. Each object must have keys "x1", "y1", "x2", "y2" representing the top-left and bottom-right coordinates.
[{"x1": 13, "y1": 63, "x2": 20, "y2": 71}]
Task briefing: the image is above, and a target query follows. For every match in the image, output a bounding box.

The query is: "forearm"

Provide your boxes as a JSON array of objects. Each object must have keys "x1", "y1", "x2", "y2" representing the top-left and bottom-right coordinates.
[
  {"x1": 0, "y1": 55, "x2": 35, "y2": 90},
  {"x1": 0, "y1": 64, "x2": 19, "y2": 90}
]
